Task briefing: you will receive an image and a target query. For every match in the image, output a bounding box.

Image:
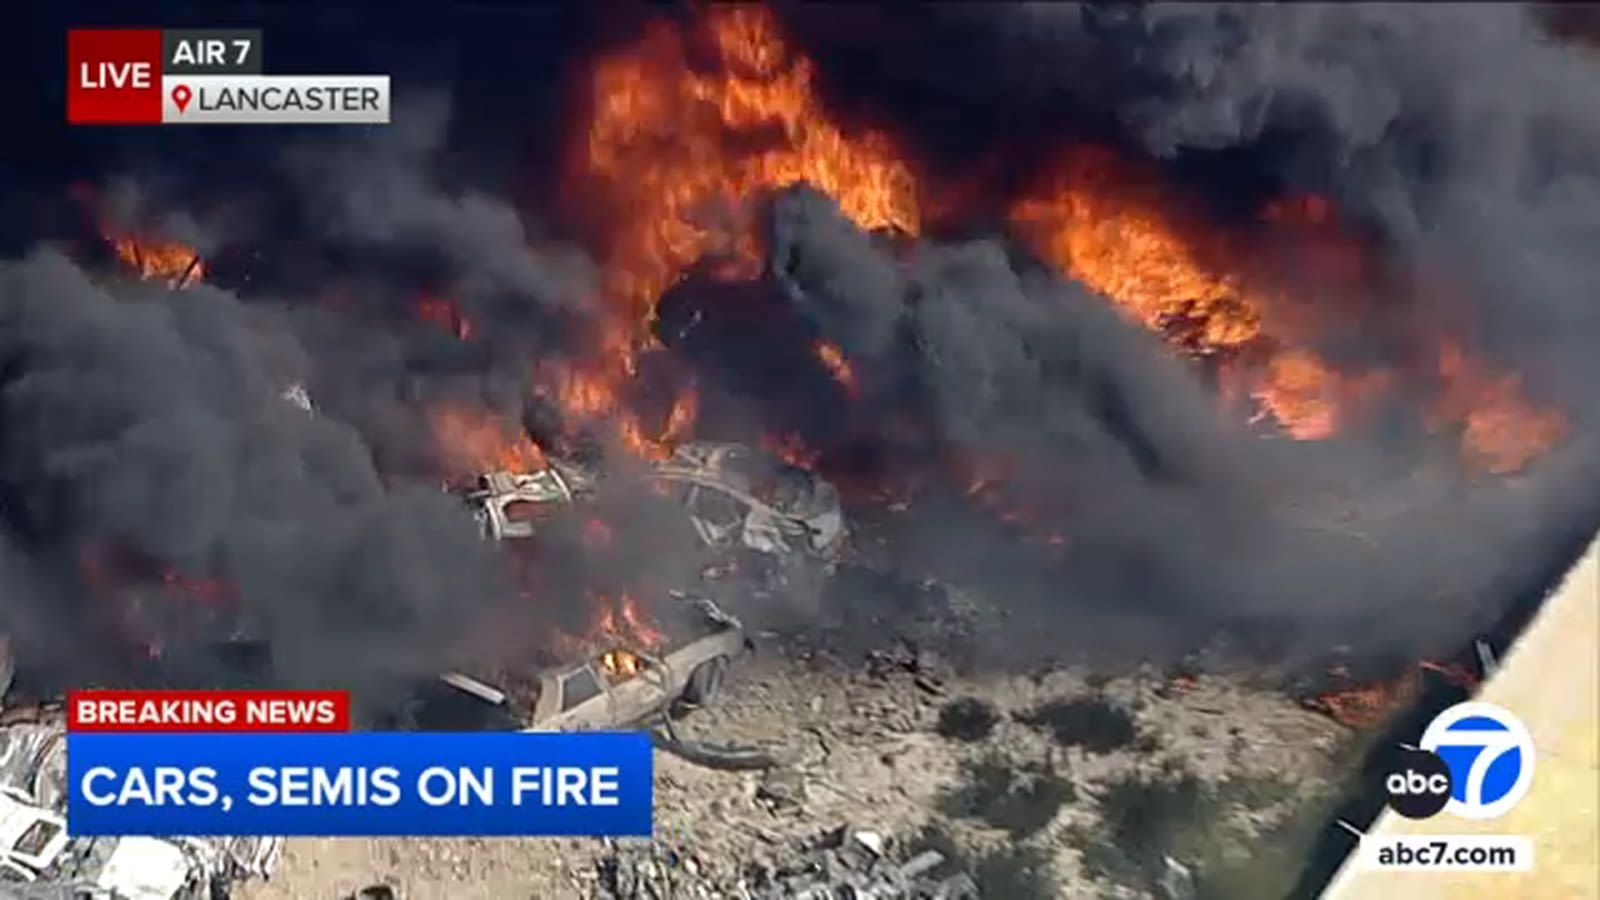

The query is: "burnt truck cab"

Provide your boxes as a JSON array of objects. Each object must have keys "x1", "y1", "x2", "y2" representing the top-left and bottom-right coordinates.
[{"x1": 431, "y1": 594, "x2": 749, "y2": 732}]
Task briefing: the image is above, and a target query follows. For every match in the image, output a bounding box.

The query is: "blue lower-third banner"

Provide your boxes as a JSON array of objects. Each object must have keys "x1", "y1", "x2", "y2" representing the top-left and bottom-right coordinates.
[{"x1": 68, "y1": 731, "x2": 653, "y2": 836}]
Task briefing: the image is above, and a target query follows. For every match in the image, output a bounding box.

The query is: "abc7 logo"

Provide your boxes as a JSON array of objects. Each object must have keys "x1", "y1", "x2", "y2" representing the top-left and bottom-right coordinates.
[{"x1": 1383, "y1": 702, "x2": 1535, "y2": 820}]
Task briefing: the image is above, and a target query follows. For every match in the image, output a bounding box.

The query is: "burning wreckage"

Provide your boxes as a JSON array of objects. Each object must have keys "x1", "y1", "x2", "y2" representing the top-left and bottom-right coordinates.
[
  {"x1": 415, "y1": 590, "x2": 751, "y2": 734},
  {"x1": 0, "y1": 648, "x2": 281, "y2": 899},
  {"x1": 456, "y1": 440, "x2": 847, "y2": 569},
  {"x1": 419, "y1": 440, "x2": 849, "y2": 731}
]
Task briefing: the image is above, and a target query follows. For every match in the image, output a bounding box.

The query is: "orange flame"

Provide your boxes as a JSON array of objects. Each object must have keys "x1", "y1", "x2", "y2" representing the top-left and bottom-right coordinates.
[
  {"x1": 1009, "y1": 148, "x2": 1369, "y2": 441},
  {"x1": 1311, "y1": 679, "x2": 1417, "y2": 729},
  {"x1": 427, "y1": 407, "x2": 547, "y2": 479},
  {"x1": 539, "y1": 358, "x2": 699, "y2": 462},
  {"x1": 600, "y1": 648, "x2": 645, "y2": 679},
  {"x1": 594, "y1": 593, "x2": 664, "y2": 649},
  {"x1": 1310, "y1": 658, "x2": 1481, "y2": 728},
  {"x1": 547, "y1": 593, "x2": 668, "y2": 669},
  {"x1": 814, "y1": 340, "x2": 858, "y2": 397},
  {"x1": 1434, "y1": 340, "x2": 1568, "y2": 473},
  {"x1": 573, "y1": 4, "x2": 918, "y2": 331},
  {"x1": 1011, "y1": 148, "x2": 1263, "y2": 353},
  {"x1": 549, "y1": 6, "x2": 923, "y2": 464},
  {"x1": 1010, "y1": 147, "x2": 1566, "y2": 467},
  {"x1": 107, "y1": 231, "x2": 204, "y2": 288}
]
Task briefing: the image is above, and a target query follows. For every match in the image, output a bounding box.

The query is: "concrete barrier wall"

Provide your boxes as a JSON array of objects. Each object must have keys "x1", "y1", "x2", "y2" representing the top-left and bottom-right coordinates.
[{"x1": 1321, "y1": 533, "x2": 1599, "y2": 899}]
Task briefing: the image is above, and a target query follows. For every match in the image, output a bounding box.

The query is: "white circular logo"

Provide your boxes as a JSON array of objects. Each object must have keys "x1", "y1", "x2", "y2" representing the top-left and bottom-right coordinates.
[{"x1": 1419, "y1": 701, "x2": 1535, "y2": 820}]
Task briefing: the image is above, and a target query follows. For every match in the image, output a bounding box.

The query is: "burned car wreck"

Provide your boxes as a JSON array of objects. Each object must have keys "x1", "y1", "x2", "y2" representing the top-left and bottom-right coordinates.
[
  {"x1": 394, "y1": 592, "x2": 751, "y2": 734},
  {"x1": 0, "y1": 650, "x2": 281, "y2": 899},
  {"x1": 458, "y1": 441, "x2": 847, "y2": 563}
]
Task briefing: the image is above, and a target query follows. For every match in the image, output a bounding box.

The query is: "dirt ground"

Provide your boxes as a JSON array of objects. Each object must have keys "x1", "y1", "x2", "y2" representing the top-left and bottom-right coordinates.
[{"x1": 241, "y1": 640, "x2": 1353, "y2": 900}]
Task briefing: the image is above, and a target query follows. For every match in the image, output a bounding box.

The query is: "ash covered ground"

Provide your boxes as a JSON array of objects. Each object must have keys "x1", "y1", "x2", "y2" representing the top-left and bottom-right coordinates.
[{"x1": 5, "y1": 2, "x2": 1600, "y2": 898}]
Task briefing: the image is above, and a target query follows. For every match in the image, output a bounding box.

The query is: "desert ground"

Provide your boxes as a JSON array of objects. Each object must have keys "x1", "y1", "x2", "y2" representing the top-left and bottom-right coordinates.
[{"x1": 243, "y1": 641, "x2": 1355, "y2": 900}]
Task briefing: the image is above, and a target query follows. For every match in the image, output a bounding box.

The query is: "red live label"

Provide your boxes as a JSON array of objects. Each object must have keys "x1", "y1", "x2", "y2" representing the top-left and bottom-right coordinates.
[
  {"x1": 68, "y1": 689, "x2": 352, "y2": 732},
  {"x1": 68, "y1": 29, "x2": 163, "y2": 124}
]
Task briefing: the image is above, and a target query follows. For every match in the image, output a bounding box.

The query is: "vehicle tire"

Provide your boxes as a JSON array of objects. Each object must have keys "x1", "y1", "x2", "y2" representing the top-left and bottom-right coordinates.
[{"x1": 680, "y1": 656, "x2": 729, "y2": 708}]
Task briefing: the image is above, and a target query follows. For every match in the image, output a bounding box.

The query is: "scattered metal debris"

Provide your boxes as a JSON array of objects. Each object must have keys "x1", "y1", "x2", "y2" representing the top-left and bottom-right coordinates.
[
  {"x1": 1475, "y1": 638, "x2": 1498, "y2": 677},
  {"x1": 0, "y1": 775, "x2": 280, "y2": 899},
  {"x1": 595, "y1": 827, "x2": 979, "y2": 899},
  {"x1": 649, "y1": 729, "x2": 780, "y2": 771},
  {"x1": 0, "y1": 649, "x2": 280, "y2": 900},
  {"x1": 1159, "y1": 854, "x2": 1198, "y2": 900}
]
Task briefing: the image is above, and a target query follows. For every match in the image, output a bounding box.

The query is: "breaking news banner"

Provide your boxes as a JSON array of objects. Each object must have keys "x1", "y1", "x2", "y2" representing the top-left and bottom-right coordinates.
[
  {"x1": 64, "y1": 690, "x2": 653, "y2": 837},
  {"x1": 67, "y1": 28, "x2": 390, "y2": 125}
]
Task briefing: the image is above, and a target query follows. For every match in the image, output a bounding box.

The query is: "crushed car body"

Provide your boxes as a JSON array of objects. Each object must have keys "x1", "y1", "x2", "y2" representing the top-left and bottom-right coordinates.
[
  {"x1": 458, "y1": 441, "x2": 847, "y2": 561},
  {"x1": 459, "y1": 458, "x2": 597, "y2": 541}
]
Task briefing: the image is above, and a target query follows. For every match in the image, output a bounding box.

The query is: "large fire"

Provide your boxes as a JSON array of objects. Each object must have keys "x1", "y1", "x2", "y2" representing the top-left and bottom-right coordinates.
[
  {"x1": 573, "y1": 5, "x2": 918, "y2": 321},
  {"x1": 1010, "y1": 149, "x2": 1566, "y2": 467},
  {"x1": 560, "y1": 6, "x2": 1565, "y2": 477},
  {"x1": 546, "y1": 5, "x2": 920, "y2": 466}
]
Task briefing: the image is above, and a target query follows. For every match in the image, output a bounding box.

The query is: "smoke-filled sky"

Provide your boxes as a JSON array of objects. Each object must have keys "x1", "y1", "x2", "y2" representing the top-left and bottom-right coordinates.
[{"x1": 2, "y1": 3, "x2": 1598, "y2": 696}]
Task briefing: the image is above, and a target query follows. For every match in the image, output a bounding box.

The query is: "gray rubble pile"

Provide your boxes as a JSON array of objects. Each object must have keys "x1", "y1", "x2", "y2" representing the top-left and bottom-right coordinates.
[{"x1": 595, "y1": 826, "x2": 980, "y2": 899}]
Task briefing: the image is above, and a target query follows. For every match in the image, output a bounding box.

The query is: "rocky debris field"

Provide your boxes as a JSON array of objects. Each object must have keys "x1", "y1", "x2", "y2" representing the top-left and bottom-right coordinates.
[{"x1": 244, "y1": 637, "x2": 1356, "y2": 900}]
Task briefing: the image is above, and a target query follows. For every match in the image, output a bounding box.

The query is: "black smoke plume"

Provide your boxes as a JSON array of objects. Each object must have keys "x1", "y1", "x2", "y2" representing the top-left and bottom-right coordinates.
[
  {"x1": 763, "y1": 2, "x2": 1600, "y2": 661},
  {"x1": 0, "y1": 251, "x2": 515, "y2": 699},
  {"x1": 0, "y1": 92, "x2": 709, "y2": 701}
]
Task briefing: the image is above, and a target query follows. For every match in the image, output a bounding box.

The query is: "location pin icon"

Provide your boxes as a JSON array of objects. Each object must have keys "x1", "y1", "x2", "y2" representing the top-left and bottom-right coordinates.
[{"x1": 172, "y1": 84, "x2": 192, "y2": 113}]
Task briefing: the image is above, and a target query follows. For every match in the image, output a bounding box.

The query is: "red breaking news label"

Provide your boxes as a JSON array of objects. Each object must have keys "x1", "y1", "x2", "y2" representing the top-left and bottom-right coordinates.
[
  {"x1": 67, "y1": 29, "x2": 164, "y2": 124},
  {"x1": 67, "y1": 689, "x2": 351, "y2": 732}
]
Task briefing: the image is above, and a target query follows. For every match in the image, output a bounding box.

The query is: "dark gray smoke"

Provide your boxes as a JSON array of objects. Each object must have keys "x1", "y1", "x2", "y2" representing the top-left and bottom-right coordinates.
[
  {"x1": 763, "y1": 2, "x2": 1600, "y2": 662},
  {"x1": 767, "y1": 181, "x2": 1599, "y2": 666},
  {"x1": 786, "y1": 3, "x2": 1600, "y2": 416},
  {"x1": 0, "y1": 93, "x2": 708, "y2": 700},
  {"x1": 219, "y1": 92, "x2": 601, "y2": 482},
  {"x1": 0, "y1": 251, "x2": 520, "y2": 698}
]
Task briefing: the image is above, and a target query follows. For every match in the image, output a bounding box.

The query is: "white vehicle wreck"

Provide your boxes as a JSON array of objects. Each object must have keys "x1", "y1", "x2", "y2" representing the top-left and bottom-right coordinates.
[
  {"x1": 397, "y1": 591, "x2": 751, "y2": 734},
  {"x1": 0, "y1": 649, "x2": 280, "y2": 899},
  {"x1": 459, "y1": 441, "x2": 848, "y2": 562}
]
